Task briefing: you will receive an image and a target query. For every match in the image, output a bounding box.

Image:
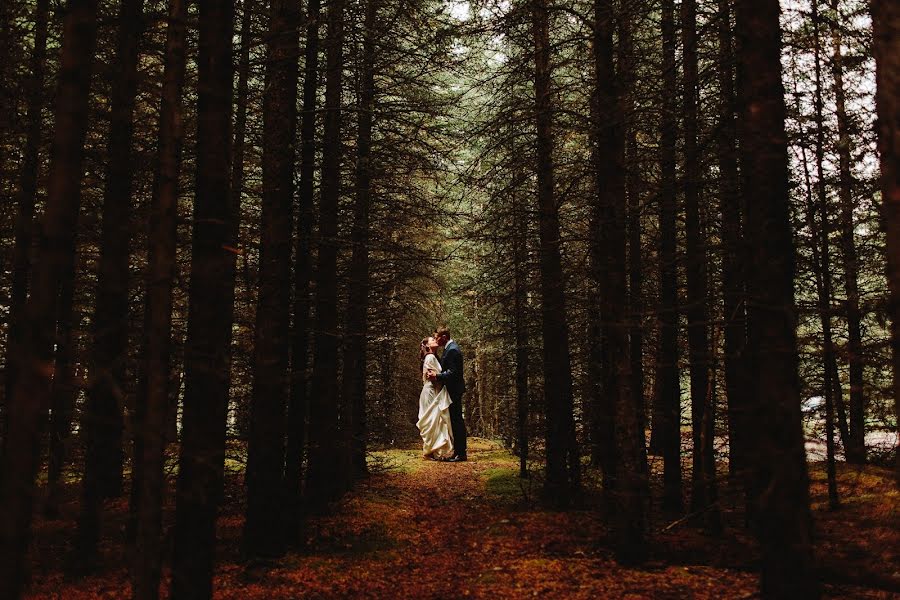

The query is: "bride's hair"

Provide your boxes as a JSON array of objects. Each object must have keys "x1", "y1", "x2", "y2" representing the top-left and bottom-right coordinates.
[{"x1": 419, "y1": 337, "x2": 430, "y2": 367}]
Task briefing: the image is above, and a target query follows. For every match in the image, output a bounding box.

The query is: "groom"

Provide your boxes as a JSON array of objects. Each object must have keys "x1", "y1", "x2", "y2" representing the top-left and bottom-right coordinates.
[{"x1": 429, "y1": 325, "x2": 467, "y2": 461}]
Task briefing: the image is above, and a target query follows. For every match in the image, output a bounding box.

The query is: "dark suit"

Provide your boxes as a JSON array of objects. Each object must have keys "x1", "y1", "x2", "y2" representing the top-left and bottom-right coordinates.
[{"x1": 437, "y1": 340, "x2": 467, "y2": 457}]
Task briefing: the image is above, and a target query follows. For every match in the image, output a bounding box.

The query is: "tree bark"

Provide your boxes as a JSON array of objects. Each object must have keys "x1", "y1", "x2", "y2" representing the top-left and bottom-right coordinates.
[
  {"x1": 530, "y1": 0, "x2": 580, "y2": 508},
  {"x1": 306, "y1": 0, "x2": 347, "y2": 509},
  {"x1": 735, "y1": 0, "x2": 818, "y2": 595},
  {"x1": 131, "y1": 0, "x2": 188, "y2": 597},
  {"x1": 0, "y1": 0, "x2": 99, "y2": 596},
  {"x1": 243, "y1": 0, "x2": 299, "y2": 559},
  {"x1": 870, "y1": 0, "x2": 900, "y2": 486},
  {"x1": 171, "y1": 1, "x2": 235, "y2": 597}
]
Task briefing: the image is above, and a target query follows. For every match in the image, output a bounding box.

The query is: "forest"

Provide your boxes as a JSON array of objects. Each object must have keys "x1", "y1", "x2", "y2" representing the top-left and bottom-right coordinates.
[{"x1": 0, "y1": 0, "x2": 898, "y2": 598}]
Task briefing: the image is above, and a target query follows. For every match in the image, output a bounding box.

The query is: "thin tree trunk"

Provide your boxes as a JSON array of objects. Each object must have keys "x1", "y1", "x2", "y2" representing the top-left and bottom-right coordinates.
[
  {"x1": 342, "y1": 0, "x2": 378, "y2": 480},
  {"x1": 716, "y1": 0, "x2": 750, "y2": 489},
  {"x1": 653, "y1": 0, "x2": 682, "y2": 515},
  {"x1": 870, "y1": 0, "x2": 900, "y2": 488},
  {"x1": 530, "y1": 0, "x2": 580, "y2": 508},
  {"x1": 73, "y1": 0, "x2": 145, "y2": 571},
  {"x1": 735, "y1": 0, "x2": 818, "y2": 595},
  {"x1": 594, "y1": 0, "x2": 647, "y2": 562},
  {"x1": 171, "y1": 1, "x2": 235, "y2": 597},
  {"x1": 514, "y1": 196, "x2": 529, "y2": 479},
  {"x1": 132, "y1": 0, "x2": 188, "y2": 597},
  {"x1": 229, "y1": 0, "x2": 253, "y2": 439},
  {"x1": 284, "y1": 0, "x2": 321, "y2": 541},
  {"x1": 306, "y1": 0, "x2": 347, "y2": 509},
  {"x1": 243, "y1": 0, "x2": 299, "y2": 559},
  {"x1": 829, "y1": 2, "x2": 866, "y2": 464},
  {"x1": 681, "y1": 0, "x2": 716, "y2": 526},
  {"x1": 620, "y1": 7, "x2": 646, "y2": 449},
  {"x1": 0, "y1": 0, "x2": 99, "y2": 596}
]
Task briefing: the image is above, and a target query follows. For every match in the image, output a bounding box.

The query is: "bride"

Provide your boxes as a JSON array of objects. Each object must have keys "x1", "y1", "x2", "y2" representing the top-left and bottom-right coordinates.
[{"x1": 417, "y1": 336, "x2": 455, "y2": 460}]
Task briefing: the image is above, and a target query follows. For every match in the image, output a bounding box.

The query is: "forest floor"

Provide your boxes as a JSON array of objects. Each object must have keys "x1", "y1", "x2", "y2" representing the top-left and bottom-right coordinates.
[{"x1": 23, "y1": 438, "x2": 900, "y2": 599}]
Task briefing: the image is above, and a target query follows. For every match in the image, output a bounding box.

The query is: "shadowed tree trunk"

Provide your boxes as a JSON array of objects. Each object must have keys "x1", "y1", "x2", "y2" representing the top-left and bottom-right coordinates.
[
  {"x1": 284, "y1": 0, "x2": 321, "y2": 540},
  {"x1": 342, "y1": 0, "x2": 378, "y2": 480},
  {"x1": 5, "y1": 0, "x2": 49, "y2": 449},
  {"x1": 171, "y1": 1, "x2": 235, "y2": 597},
  {"x1": 514, "y1": 187, "x2": 530, "y2": 480},
  {"x1": 0, "y1": 0, "x2": 100, "y2": 596},
  {"x1": 870, "y1": 0, "x2": 900, "y2": 487},
  {"x1": 131, "y1": 0, "x2": 188, "y2": 597},
  {"x1": 682, "y1": 0, "x2": 716, "y2": 527},
  {"x1": 735, "y1": 0, "x2": 818, "y2": 595},
  {"x1": 829, "y1": 1, "x2": 866, "y2": 465},
  {"x1": 306, "y1": 0, "x2": 348, "y2": 509},
  {"x1": 243, "y1": 0, "x2": 299, "y2": 559},
  {"x1": 652, "y1": 0, "x2": 682, "y2": 515},
  {"x1": 594, "y1": 0, "x2": 647, "y2": 563},
  {"x1": 530, "y1": 0, "x2": 580, "y2": 508},
  {"x1": 72, "y1": 0, "x2": 145, "y2": 571}
]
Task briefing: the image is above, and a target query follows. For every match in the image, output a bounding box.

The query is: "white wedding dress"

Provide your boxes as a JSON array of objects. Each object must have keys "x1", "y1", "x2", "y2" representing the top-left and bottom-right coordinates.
[{"x1": 417, "y1": 353, "x2": 454, "y2": 459}]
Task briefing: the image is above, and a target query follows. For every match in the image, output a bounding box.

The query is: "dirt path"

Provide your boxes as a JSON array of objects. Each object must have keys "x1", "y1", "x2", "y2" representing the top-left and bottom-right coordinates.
[{"x1": 25, "y1": 438, "x2": 898, "y2": 599}]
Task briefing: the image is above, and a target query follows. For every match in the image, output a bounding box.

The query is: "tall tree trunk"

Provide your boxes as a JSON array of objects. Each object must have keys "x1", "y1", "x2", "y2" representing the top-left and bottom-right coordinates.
[
  {"x1": 594, "y1": 0, "x2": 647, "y2": 562},
  {"x1": 243, "y1": 0, "x2": 299, "y2": 559},
  {"x1": 4, "y1": 0, "x2": 49, "y2": 446},
  {"x1": 681, "y1": 0, "x2": 716, "y2": 526},
  {"x1": 284, "y1": 0, "x2": 321, "y2": 540},
  {"x1": 716, "y1": 0, "x2": 750, "y2": 488},
  {"x1": 530, "y1": 0, "x2": 580, "y2": 508},
  {"x1": 652, "y1": 0, "x2": 682, "y2": 514},
  {"x1": 229, "y1": 0, "x2": 253, "y2": 439},
  {"x1": 794, "y1": 63, "x2": 840, "y2": 509},
  {"x1": 829, "y1": 1, "x2": 866, "y2": 464},
  {"x1": 735, "y1": 0, "x2": 818, "y2": 595},
  {"x1": 306, "y1": 0, "x2": 347, "y2": 509},
  {"x1": 132, "y1": 0, "x2": 188, "y2": 597},
  {"x1": 72, "y1": 0, "x2": 145, "y2": 571},
  {"x1": 870, "y1": 0, "x2": 900, "y2": 488},
  {"x1": 342, "y1": 0, "x2": 378, "y2": 480},
  {"x1": 171, "y1": 1, "x2": 235, "y2": 597},
  {"x1": 620, "y1": 6, "x2": 646, "y2": 450},
  {"x1": 0, "y1": 0, "x2": 100, "y2": 596},
  {"x1": 514, "y1": 193, "x2": 530, "y2": 479}
]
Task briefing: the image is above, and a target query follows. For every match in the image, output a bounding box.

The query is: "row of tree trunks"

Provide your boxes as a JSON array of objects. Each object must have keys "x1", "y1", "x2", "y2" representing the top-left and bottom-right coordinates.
[
  {"x1": 530, "y1": 0, "x2": 580, "y2": 509},
  {"x1": 131, "y1": 0, "x2": 188, "y2": 596},
  {"x1": 735, "y1": 0, "x2": 818, "y2": 595},
  {"x1": 0, "y1": 0, "x2": 101, "y2": 597},
  {"x1": 170, "y1": 1, "x2": 235, "y2": 597}
]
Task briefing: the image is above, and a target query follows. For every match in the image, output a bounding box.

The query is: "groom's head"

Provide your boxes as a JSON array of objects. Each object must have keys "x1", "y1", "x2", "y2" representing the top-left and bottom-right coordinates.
[{"x1": 435, "y1": 325, "x2": 451, "y2": 347}]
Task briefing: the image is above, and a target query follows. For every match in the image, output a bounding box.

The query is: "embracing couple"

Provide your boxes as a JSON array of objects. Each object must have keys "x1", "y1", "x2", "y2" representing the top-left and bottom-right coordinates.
[{"x1": 416, "y1": 325, "x2": 467, "y2": 462}]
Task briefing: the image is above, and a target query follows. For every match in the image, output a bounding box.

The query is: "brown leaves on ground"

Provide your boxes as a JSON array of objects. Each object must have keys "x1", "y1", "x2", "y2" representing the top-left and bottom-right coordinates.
[{"x1": 23, "y1": 439, "x2": 900, "y2": 599}]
